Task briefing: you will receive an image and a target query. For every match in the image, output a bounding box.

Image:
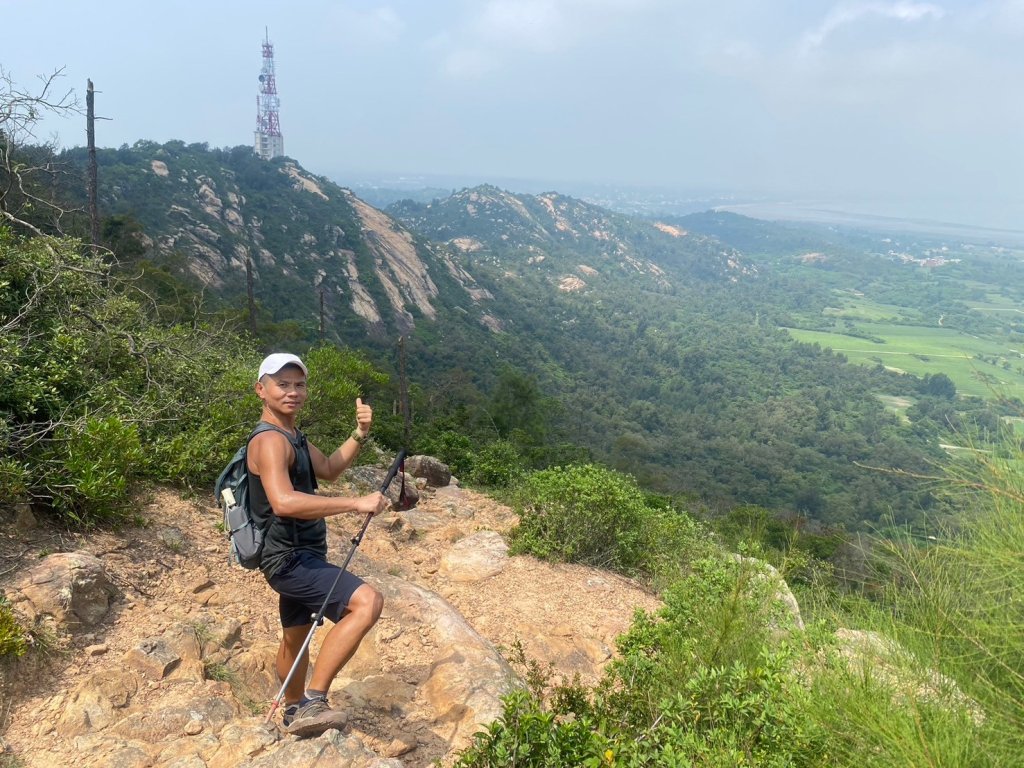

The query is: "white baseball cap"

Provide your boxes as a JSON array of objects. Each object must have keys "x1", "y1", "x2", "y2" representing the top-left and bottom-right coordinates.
[{"x1": 257, "y1": 353, "x2": 308, "y2": 381}]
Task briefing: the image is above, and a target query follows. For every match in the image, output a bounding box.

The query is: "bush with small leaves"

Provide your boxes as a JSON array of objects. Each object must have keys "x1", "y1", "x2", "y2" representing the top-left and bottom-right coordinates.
[
  {"x1": 468, "y1": 439, "x2": 525, "y2": 488},
  {"x1": 0, "y1": 597, "x2": 27, "y2": 659},
  {"x1": 509, "y1": 463, "x2": 706, "y2": 581}
]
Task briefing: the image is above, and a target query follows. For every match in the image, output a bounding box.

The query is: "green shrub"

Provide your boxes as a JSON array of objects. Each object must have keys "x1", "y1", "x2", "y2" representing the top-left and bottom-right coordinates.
[
  {"x1": 610, "y1": 556, "x2": 803, "y2": 727},
  {"x1": 509, "y1": 464, "x2": 646, "y2": 570},
  {"x1": 299, "y1": 344, "x2": 387, "y2": 449},
  {"x1": 146, "y1": 359, "x2": 259, "y2": 486},
  {"x1": 0, "y1": 456, "x2": 28, "y2": 501},
  {"x1": 468, "y1": 439, "x2": 525, "y2": 488},
  {"x1": 455, "y1": 688, "x2": 605, "y2": 768},
  {"x1": 48, "y1": 415, "x2": 143, "y2": 523},
  {"x1": 607, "y1": 647, "x2": 826, "y2": 768},
  {"x1": 0, "y1": 597, "x2": 27, "y2": 659},
  {"x1": 509, "y1": 463, "x2": 706, "y2": 579}
]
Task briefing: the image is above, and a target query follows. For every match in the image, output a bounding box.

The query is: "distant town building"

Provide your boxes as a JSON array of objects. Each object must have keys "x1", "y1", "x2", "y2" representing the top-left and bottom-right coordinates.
[{"x1": 255, "y1": 30, "x2": 284, "y2": 160}]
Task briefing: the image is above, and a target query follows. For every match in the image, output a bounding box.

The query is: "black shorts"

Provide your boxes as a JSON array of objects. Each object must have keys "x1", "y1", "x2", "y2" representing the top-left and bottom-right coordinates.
[{"x1": 267, "y1": 550, "x2": 366, "y2": 628}]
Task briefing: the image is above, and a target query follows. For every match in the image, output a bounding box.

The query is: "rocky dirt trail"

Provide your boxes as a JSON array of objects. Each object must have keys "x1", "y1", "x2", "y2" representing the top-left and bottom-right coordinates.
[{"x1": 0, "y1": 460, "x2": 661, "y2": 767}]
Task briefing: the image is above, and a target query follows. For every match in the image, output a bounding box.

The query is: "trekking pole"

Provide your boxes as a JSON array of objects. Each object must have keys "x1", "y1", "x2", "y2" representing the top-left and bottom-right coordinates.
[{"x1": 265, "y1": 448, "x2": 407, "y2": 724}]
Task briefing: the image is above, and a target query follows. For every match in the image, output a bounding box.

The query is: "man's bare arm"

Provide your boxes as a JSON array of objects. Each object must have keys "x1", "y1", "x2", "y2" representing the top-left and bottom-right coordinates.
[
  {"x1": 249, "y1": 431, "x2": 385, "y2": 519},
  {"x1": 309, "y1": 397, "x2": 373, "y2": 481}
]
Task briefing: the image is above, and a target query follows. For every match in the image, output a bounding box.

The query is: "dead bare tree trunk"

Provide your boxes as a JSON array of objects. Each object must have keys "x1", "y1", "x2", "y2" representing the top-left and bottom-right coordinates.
[
  {"x1": 319, "y1": 287, "x2": 325, "y2": 343},
  {"x1": 398, "y1": 335, "x2": 412, "y2": 446},
  {"x1": 246, "y1": 253, "x2": 257, "y2": 336},
  {"x1": 86, "y1": 79, "x2": 99, "y2": 250}
]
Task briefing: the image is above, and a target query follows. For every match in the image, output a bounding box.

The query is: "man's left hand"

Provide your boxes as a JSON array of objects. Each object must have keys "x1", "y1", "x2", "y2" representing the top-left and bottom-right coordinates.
[{"x1": 355, "y1": 397, "x2": 373, "y2": 437}]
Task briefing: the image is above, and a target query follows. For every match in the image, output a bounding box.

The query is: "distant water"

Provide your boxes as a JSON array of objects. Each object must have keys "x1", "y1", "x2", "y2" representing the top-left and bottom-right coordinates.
[{"x1": 714, "y1": 201, "x2": 1024, "y2": 246}]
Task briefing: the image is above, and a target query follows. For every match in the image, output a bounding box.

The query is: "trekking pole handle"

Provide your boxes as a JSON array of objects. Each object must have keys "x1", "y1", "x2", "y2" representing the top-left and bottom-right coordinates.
[
  {"x1": 348, "y1": 449, "x2": 407, "y2": 548},
  {"x1": 379, "y1": 449, "x2": 407, "y2": 493}
]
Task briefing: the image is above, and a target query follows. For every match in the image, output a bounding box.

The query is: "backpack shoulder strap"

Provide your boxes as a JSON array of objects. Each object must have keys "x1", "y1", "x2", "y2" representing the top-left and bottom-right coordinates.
[{"x1": 247, "y1": 422, "x2": 294, "y2": 445}]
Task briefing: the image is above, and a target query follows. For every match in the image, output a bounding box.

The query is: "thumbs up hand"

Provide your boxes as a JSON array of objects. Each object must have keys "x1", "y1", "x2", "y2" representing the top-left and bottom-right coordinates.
[{"x1": 355, "y1": 397, "x2": 373, "y2": 437}]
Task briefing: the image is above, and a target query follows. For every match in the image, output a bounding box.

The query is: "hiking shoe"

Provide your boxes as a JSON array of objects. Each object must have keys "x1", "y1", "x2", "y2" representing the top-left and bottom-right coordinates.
[{"x1": 282, "y1": 695, "x2": 347, "y2": 737}]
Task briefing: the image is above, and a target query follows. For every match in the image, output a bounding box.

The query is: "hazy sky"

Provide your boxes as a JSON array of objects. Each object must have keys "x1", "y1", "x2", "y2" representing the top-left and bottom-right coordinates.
[{"x1": 3, "y1": 0, "x2": 1022, "y2": 229}]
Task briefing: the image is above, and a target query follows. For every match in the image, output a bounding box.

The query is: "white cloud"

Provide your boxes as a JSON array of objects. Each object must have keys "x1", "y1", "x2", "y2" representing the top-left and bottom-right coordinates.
[
  {"x1": 326, "y1": 4, "x2": 405, "y2": 48},
  {"x1": 801, "y1": 2, "x2": 946, "y2": 53},
  {"x1": 437, "y1": 0, "x2": 668, "y2": 78},
  {"x1": 475, "y1": 0, "x2": 570, "y2": 52}
]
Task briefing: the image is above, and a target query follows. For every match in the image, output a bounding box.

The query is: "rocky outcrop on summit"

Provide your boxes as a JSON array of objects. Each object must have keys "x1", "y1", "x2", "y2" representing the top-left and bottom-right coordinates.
[
  {"x1": 84, "y1": 142, "x2": 493, "y2": 341},
  {"x1": 345, "y1": 192, "x2": 439, "y2": 332},
  {"x1": 403, "y1": 456, "x2": 452, "y2": 488}
]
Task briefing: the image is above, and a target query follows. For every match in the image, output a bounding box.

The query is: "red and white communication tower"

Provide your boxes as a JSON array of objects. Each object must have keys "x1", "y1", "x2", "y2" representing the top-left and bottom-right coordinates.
[{"x1": 254, "y1": 29, "x2": 284, "y2": 160}]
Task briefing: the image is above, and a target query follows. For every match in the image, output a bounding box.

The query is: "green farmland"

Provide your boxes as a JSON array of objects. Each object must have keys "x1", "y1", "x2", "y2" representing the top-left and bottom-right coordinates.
[{"x1": 784, "y1": 323, "x2": 1024, "y2": 401}]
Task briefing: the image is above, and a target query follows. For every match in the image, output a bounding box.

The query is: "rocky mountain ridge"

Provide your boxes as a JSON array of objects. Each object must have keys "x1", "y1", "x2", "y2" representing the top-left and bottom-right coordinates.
[
  {"x1": 70, "y1": 143, "x2": 496, "y2": 341},
  {"x1": 388, "y1": 184, "x2": 756, "y2": 292},
  {"x1": 66, "y1": 143, "x2": 753, "y2": 348}
]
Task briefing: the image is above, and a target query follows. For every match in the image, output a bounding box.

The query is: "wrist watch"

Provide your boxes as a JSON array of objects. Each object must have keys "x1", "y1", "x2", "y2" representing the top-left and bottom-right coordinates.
[{"x1": 350, "y1": 429, "x2": 369, "y2": 445}]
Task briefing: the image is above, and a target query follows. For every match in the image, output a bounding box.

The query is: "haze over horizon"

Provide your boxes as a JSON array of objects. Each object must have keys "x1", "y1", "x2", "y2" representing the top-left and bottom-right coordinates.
[{"x1": 3, "y1": 0, "x2": 1021, "y2": 231}]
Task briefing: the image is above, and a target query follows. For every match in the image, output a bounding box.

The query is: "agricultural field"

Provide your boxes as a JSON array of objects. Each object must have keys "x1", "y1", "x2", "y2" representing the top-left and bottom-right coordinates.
[
  {"x1": 771, "y1": 230, "x2": 1024, "y2": 404},
  {"x1": 785, "y1": 323, "x2": 1024, "y2": 400},
  {"x1": 822, "y1": 292, "x2": 924, "y2": 324}
]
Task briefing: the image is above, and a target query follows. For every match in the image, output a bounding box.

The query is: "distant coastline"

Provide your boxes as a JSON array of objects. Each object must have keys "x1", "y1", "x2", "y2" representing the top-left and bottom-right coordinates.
[{"x1": 713, "y1": 201, "x2": 1024, "y2": 245}]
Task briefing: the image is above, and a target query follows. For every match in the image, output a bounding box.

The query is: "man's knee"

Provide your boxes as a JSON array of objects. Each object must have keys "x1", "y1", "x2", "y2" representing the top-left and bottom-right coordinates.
[{"x1": 350, "y1": 585, "x2": 384, "y2": 625}]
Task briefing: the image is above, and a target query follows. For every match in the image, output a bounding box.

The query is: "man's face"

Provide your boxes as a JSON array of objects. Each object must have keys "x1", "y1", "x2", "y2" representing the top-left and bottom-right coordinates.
[{"x1": 256, "y1": 365, "x2": 308, "y2": 415}]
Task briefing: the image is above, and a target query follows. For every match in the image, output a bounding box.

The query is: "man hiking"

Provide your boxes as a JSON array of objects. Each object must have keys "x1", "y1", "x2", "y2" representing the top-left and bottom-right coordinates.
[{"x1": 247, "y1": 352, "x2": 390, "y2": 737}]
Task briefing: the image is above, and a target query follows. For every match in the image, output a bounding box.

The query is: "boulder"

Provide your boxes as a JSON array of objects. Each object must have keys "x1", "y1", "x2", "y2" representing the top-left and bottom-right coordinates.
[
  {"x1": 433, "y1": 485, "x2": 466, "y2": 502},
  {"x1": 386, "y1": 472, "x2": 419, "y2": 509},
  {"x1": 337, "y1": 574, "x2": 513, "y2": 752},
  {"x1": 440, "y1": 531, "x2": 508, "y2": 582},
  {"x1": 729, "y1": 554, "x2": 804, "y2": 631},
  {"x1": 832, "y1": 628, "x2": 984, "y2": 723},
  {"x1": 6, "y1": 551, "x2": 116, "y2": 631},
  {"x1": 206, "y1": 721, "x2": 279, "y2": 768},
  {"x1": 347, "y1": 466, "x2": 420, "y2": 508},
  {"x1": 405, "y1": 455, "x2": 452, "y2": 488},
  {"x1": 13, "y1": 502, "x2": 37, "y2": 533},
  {"x1": 61, "y1": 668, "x2": 141, "y2": 736},
  {"x1": 110, "y1": 684, "x2": 243, "y2": 742},
  {"x1": 239, "y1": 728, "x2": 402, "y2": 767},
  {"x1": 216, "y1": 640, "x2": 279, "y2": 700},
  {"x1": 123, "y1": 637, "x2": 183, "y2": 680}
]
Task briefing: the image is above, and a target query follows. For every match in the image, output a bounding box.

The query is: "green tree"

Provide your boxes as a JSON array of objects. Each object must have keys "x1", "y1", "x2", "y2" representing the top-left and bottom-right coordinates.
[{"x1": 489, "y1": 366, "x2": 546, "y2": 444}]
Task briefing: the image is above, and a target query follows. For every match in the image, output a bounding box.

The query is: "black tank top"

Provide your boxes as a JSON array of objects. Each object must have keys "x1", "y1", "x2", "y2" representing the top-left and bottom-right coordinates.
[{"x1": 246, "y1": 423, "x2": 327, "y2": 579}]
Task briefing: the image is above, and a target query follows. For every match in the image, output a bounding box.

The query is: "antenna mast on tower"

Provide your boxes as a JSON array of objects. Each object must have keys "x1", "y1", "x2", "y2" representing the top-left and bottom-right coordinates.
[{"x1": 254, "y1": 28, "x2": 284, "y2": 160}]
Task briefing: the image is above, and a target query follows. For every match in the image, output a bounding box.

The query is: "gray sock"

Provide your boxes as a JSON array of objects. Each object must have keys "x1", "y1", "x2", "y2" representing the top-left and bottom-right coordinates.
[{"x1": 305, "y1": 688, "x2": 328, "y2": 701}]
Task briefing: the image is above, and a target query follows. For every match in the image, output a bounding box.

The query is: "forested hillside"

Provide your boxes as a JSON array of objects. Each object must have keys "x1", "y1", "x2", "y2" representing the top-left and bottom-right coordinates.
[
  {"x1": 389, "y1": 192, "x2": 955, "y2": 530},
  {"x1": 35, "y1": 142, "x2": 1008, "y2": 531}
]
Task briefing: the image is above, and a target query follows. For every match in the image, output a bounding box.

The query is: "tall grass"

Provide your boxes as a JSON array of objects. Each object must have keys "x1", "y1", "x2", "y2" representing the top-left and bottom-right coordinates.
[{"x1": 811, "y1": 441, "x2": 1024, "y2": 766}]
